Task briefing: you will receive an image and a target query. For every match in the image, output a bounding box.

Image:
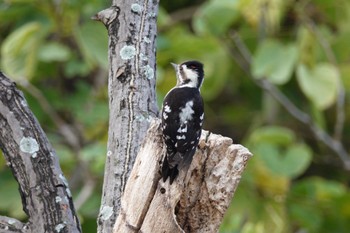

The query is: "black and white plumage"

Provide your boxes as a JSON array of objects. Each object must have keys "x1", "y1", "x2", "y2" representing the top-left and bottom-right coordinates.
[{"x1": 161, "y1": 60, "x2": 204, "y2": 184}]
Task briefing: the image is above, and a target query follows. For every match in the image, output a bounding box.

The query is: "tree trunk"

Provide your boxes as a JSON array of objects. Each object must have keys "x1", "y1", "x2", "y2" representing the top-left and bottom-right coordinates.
[
  {"x1": 113, "y1": 120, "x2": 252, "y2": 233},
  {"x1": 0, "y1": 72, "x2": 81, "y2": 233},
  {"x1": 93, "y1": 1, "x2": 159, "y2": 232}
]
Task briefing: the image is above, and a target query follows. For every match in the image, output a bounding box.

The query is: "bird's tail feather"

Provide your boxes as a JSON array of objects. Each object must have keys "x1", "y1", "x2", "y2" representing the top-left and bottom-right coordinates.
[{"x1": 161, "y1": 158, "x2": 179, "y2": 185}]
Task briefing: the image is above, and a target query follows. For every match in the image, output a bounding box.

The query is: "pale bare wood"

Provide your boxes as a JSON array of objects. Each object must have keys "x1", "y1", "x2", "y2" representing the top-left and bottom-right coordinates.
[
  {"x1": 113, "y1": 120, "x2": 252, "y2": 233},
  {"x1": 113, "y1": 121, "x2": 163, "y2": 232}
]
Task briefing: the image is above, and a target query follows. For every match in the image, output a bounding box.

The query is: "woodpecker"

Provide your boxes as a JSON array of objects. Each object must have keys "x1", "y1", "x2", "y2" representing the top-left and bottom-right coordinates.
[{"x1": 161, "y1": 60, "x2": 204, "y2": 184}]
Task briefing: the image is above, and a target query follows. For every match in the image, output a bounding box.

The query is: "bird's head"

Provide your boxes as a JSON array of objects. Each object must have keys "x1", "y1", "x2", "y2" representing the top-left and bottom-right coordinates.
[{"x1": 171, "y1": 60, "x2": 204, "y2": 89}]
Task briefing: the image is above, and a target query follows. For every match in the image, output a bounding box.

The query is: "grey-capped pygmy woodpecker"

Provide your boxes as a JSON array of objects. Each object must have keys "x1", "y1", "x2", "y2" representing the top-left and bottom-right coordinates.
[{"x1": 161, "y1": 60, "x2": 204, "y2": 184}]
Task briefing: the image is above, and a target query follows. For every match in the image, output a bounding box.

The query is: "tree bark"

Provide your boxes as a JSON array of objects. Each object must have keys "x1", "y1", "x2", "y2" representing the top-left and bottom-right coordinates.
[
  {"x1": 93, "y1": 1, "x2": 159, "y2": 232},
  {"x1": 0, "y1": 72, "x2": 81, "y2": 233},
  {"x1": 113, "y1": 120, "x2": 252, "y2": 233}
]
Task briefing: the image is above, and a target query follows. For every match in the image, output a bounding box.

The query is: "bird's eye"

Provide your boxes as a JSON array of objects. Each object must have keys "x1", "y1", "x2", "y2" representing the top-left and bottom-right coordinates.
[{"x1": 189, "y1": 65, "x2": 196, "y2": 69}]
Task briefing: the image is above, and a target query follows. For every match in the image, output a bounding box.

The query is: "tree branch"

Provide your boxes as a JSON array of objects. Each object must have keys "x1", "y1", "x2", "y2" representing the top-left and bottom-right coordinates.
[
  {"x1": 113, "y1": 120, "x2": 252, "y2": 233},
  {"x1": 0, "y1": 216, "x2": 24, "y2": 233},
  {"x1": 0, "y1": 72, "x2": 81, "y2": 232},
  {"x1": 227, "y1": 31, "x2": 350, "y2": 170}
]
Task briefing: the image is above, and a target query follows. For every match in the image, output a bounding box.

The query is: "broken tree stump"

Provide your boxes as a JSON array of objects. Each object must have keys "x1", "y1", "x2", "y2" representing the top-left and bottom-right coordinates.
[{"x1": 113, "y1": 119, "x2": 252, "y2": 233}]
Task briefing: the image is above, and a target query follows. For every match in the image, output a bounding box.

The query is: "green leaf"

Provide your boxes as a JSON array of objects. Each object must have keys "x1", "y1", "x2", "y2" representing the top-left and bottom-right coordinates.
[
  {"x1": 260, "y1": 144, "x2": 312, "y2": 178},
  {"x1": 283, "y1": 144, "x2": 312, "y2": 178},
  {"x1": 249, "y1": 126, "x2": 295, "y2": 146},
  {"x1": 296, "y1": 63, "x2": 339, "y2": 110},
  {"x1": 75, "y1": 21, "x2": 108, "y2": 69},
  {"x1": 291, "y1": 177, "x2": 347, "y2": 202},
  {"x1": 1, "y1": 22, "x2": 44, "y2": 81},
  {"x1": 193, "y1": 0, "x2": 239, "y2": 36},
  {"x1": 252, "y1": 40, "x2": 298, "y2": 85},
  {"x1": 37, "y1": 42, "x2": 71, "y2": 62},
  {"x1": 289, "y1": 177, "x2": 349, "y2": 232},
  {"x1": 289, "y1": 202, "x2": 322, "y2": 232},
  {"x1": 249, "y1": 126, "x2": 312, "y2": 178}
]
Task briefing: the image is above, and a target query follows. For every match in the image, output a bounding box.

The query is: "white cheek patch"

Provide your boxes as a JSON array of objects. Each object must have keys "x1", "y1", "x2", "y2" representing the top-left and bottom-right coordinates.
[{"x1": 181, "y1": 66, "x2": 198, "y2": 88}]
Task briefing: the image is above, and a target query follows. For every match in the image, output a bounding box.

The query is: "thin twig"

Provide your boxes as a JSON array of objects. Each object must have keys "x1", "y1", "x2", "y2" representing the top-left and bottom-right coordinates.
[{"x1": 227, "y1": 31, "x2": 350, "y2": 170}]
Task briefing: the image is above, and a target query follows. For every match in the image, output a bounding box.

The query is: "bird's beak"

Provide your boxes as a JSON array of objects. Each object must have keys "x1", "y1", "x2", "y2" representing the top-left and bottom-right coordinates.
[{"x1": 170, "y1": 62, "x2": 178, "y2": 70}]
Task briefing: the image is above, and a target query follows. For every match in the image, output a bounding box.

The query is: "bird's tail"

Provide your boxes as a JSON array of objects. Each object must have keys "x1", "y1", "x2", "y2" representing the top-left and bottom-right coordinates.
[{"x1": 161, "y1": 158, "x2": 179, "y2": 185}]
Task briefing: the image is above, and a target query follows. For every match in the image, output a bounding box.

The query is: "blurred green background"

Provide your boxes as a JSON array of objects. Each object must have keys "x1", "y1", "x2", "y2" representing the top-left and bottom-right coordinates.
[{"x1": 1, "y1": 0, "x2": 350, "y2": 232}]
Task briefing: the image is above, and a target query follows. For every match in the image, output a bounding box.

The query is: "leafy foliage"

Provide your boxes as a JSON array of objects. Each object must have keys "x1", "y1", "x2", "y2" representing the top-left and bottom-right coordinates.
[
  {"x1": 252, "y1": 40, "x2": 298, "y2": 85},
  {"x1": 296, "y1": 63, "x2": 339, "y2": 110},
  {"x1": 1, "y1": 0, "x2": 350, "y2": 232}
]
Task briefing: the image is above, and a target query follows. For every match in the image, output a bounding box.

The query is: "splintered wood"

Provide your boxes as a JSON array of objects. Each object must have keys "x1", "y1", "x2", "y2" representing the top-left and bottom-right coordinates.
[{"x1": 113, "y1": 119, "x2": 252, "y2": 233}]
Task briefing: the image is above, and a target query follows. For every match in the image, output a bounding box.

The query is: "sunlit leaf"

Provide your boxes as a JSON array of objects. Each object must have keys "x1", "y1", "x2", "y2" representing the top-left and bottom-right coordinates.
[
  {"x1": 37, "y1": 42, "x2": 71, "y2": 62},
  {"x1": 252, "y1": 39, "x2": 298, "y2": 84},
  {"x1": 296, "y1": 63, "x2": 339, "y2": 110},
  {"x1": 1, "y1": 22, "x2": 44, "y2": 81}
]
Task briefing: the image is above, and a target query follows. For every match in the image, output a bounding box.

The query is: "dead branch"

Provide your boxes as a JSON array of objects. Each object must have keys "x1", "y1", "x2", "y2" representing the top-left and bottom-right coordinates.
[{"x1": 113, "y1": 120, "x2": 252, "y2": 233}]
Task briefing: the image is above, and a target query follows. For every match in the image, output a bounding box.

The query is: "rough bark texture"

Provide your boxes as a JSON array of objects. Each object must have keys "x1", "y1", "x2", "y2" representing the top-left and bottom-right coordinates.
[
  {"x1": 113, "y1": 120, "x2": 252, "y2": 233},
  {"x1": 0, "y1": 72, "x2": 81, "y2": 233},
  {"x1": 93, "y1": 1, "x2": 159, "y2": 232}
]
